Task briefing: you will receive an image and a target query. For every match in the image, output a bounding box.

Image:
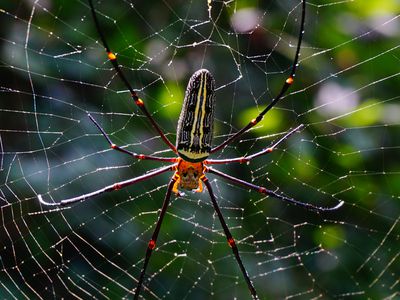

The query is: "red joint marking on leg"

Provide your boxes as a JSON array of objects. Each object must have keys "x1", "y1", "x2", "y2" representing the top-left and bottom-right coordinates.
[
  {"x1": 111, "y1": 144, "x2": 117, "y2": 149},
  {"x1": 258, "y1": 187, "x2": 266, "y2": 194},
  {"x1": 286, "y1": 76, "x2": 294, "y2": 85},
  {"x1": 130, "y1": 92, "x2": 138, "y2": 100},
  {"x1": 251, "y1": 118, "x2": 257, "y2": 125},
  {"x1": 135, "y1": 98, "x2": 144, "y2": 107},
  {"x1": 138, "y1": 154, "x2": 145, "y2": 160},
  {"x1": 240, "y1": 157, "x2": 248, "y2": 164},
  {"x1": 107, "y1": 52, "x2": 116, "y2": 60},
  {"x1": 113, "y1": 183, "x2": 122, "y2": 190},
  {"x1": 148, "y1": 240, "x2": 156, "y2": 250},
  {"x1": 266, "y1": 147, "x2": 273, "y2": 153},
  {"x1": 228, "y1": 237, "x2": 236, "y2": 248}
]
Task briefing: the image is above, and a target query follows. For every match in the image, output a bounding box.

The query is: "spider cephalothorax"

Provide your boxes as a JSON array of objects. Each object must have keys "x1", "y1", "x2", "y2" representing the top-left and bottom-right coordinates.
[{"x1": 173, "y1": 159, "x2": 205, "y2": 193}]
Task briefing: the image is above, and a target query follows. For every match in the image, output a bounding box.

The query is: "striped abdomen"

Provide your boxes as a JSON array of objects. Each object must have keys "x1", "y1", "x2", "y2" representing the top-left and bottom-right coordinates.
[{"x1": 176, "y1": 69, "x2": 216, "y2": 162}]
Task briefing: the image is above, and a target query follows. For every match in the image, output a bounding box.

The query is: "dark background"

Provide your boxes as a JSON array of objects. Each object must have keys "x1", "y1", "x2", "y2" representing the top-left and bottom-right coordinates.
[{"x1": 1, "y1": 0, "x2": 399, "y2": 299}]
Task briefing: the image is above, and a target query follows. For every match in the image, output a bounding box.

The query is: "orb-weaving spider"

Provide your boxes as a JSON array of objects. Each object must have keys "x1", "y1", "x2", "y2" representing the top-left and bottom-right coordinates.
[{"x1": 38, "y1": 0, "x2": 343, "y2": 298}]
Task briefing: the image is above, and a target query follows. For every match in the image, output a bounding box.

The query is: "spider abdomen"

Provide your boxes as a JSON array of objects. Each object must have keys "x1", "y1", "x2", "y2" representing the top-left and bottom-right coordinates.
[{"x1": 177, "y1": 69, "x2": 216, "y2": 163}]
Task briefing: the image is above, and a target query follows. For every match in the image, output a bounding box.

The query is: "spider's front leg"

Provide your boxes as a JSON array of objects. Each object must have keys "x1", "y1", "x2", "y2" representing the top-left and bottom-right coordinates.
[
  {"x1": 206, "y1": 124, "x2": 304, "y2": 165},
  {"x1": 210, "y1": 0, "x2": 306, "y2": 154},
  {"x1": 88, "y1": 0, "x2": 177, "y2": 153},
  {"x1": 88, "y1": 114, "x2": 177, "y2": 163}
]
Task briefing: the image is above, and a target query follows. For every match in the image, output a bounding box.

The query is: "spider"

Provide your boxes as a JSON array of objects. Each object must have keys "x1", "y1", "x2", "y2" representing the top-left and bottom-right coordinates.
[{"x1": 38, "y1": 0, "x2": 343, "y2": 299}]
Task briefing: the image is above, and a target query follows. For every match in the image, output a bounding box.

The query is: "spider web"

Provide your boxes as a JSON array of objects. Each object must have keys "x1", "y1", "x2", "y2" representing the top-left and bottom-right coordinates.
[{"x1": 1, "y1": 0, "x2": 399, "y2": 299}]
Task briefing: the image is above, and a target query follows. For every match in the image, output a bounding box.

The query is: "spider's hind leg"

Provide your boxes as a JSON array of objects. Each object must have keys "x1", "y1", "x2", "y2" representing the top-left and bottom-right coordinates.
[{"x1": 202, "y1": 176, "x2": 258, "y2": 299}]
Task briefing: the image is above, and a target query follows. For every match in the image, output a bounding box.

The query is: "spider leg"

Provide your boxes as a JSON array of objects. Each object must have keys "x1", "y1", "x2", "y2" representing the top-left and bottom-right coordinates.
[
  {"x1": 134, "y1": 175, "x2": 177, "y2": 299},
  {"x1": 206, "y1": 124, "x2": 303, "y2": 165},
  {"x1": 210, "y1": 0, "x2": 306, "y2": 154},
  {"x1": 206, "y1": 167, "x2": 344, "y2": 212},
  {"x1": 202, "y1": 177, "x2": 258, "y2": 299},
  {"x1": 38, "y1": 164, "x2": 176, "y2": 207},
  {"x1": 88, "y1": 114, "x2": 177, "y2": 163},
  {"x1": 88, "y1": 0, "x2": 177, "y2": 153}
]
